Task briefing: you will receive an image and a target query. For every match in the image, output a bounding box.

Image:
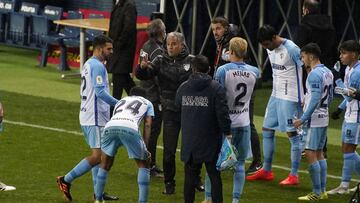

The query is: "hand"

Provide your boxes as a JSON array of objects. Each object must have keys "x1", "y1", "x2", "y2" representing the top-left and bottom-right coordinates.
[
  {"x1": 140, "y1": 52, "x2": 150, "y2": 69},
  {"x1": 331, "y1": 108, "x2": 343, "y2": 120},
  {"x1": 348, "y1": 87, "x2": 357, "y2": 98},
  {"x1": 293, "y1": 119, "x2": 302, "y2": 128}
]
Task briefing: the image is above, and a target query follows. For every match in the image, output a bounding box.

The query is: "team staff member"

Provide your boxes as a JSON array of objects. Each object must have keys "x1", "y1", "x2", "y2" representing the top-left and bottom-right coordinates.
[{"x1": 176, "y1": 55, "x2": 231, "y2": 203}]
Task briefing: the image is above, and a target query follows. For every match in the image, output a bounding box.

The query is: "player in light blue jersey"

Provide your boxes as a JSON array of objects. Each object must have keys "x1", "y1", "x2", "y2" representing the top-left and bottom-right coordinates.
[
  {"x1": 94, "y1": 87, "x2": 154, "y2": 203},
  {"x1": 213, "y1": 37, "x2": 259, "y2": 203},
  {"x1": 328, "y1": 40, "x2": 360, "y2": 195},
  {"x1": 0, "y1": 101, "x2": 16, "y2": 192},
  {"x1": 247, "y1": 25, "x2": 304, "y2": 185},
  {"x1": 57, "y1": 35, "x2": 119, "y2": 202},
  {"x1": 293, "y1": 43, "x2": 333, "y2": 201}
]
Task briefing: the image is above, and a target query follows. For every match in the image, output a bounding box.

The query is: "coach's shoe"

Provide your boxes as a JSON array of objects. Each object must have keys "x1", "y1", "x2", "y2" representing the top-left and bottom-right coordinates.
[
  {"x1": 196, "y1": 181, "x2": 205, "y2": 192},
  {"x1": 298, "y1": 192, "x2": 320, "y2": 201},
  {"x1": 103, "y1": 192, "x2": 119, "y2": 201},
  {"x1": 327, "y1": 185, "x2": 349, "y2": 195},
  {"x1": 162, "y1": 182, "x2": 175, "y2": 195},
  {"x1": 279, "y1": 174, "x2": 299, "y2": 185},
  {"x1": 246, "y1": 169, "x2": 274, "y2": 181},
  {"x1": 57, "y1": 176, "x2": 72, "y2": 201},
  {"x1": 246, "y1": 161, "x2": 263, "y2": 175},
  {"x1": 150, "y1": 166, "x2": 164, "y2": 178},
  {"x1": 320, "y1": 192, "x2": 328, "y2": 200},
  {"x1": 0, "y1": 182, "x2": 16, "y2": 191}
]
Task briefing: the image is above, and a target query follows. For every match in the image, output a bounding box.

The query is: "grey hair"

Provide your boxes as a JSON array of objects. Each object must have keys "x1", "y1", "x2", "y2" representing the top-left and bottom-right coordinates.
[
  {"x1": 147, "y1": 19, "x2": 165, "y2": 39},
  {"x1": 166, "y1": 32, "x2": 185, "y2": 45}
]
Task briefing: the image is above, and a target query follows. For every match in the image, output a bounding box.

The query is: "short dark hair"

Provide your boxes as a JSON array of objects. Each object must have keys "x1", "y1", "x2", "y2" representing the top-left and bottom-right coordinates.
[
  {"x1": 129, "y1": 86, "x2": 147, "y2": 97},
  {"x1": 191, "y1": 55, "x2": 209, "y2": 73},
  {"x1": 339, "y1": 40, "x2": 360, "y2": 54},
  {"x1": 93, "y1": 35, "x2": 113, "y2": 49},
  {"x1": 211, "y1": 16, "x2": 230, "y2": 30},
  {"x1": 257, "y1": 25, "x2": 277, "y2": 43},
  {"x1": 301, "y1": 43, "x2": 321, "y2": 59},
  {"x1": 303, "y1": 0, "x2": 321, "y2": 14},
  {"x1": 147, "y1": 19, "x2": 165, "y2": 39}
]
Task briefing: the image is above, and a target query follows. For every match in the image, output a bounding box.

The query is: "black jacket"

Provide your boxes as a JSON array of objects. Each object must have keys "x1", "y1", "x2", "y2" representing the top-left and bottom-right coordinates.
[
  {"x1": 139, "y1": 39, "x2": 164, "y2": 103},
  {"x1": 213, "y1": 28, "x2": 237, "y2": 77},
  {"x1": 175, "y1": 73, "x2": 231, "y2": 163},
  {"x1": 136, "y1": 47, "x2": 193, "y2": 112},
  {"x1": 295, "y1": 14, "x2": 337, "y2": 68},
  {"x1": 107, "y1": 0, "x2": 137, "y2": 74}
]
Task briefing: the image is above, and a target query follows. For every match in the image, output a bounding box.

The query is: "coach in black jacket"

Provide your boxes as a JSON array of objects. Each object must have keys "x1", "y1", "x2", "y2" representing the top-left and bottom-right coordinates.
[
  {"x1": 175, "y1": 55, "x2": 231, "y2": 203},
  {"x1": 136, "y1": 32, "x2": 193, "y2": 195}
]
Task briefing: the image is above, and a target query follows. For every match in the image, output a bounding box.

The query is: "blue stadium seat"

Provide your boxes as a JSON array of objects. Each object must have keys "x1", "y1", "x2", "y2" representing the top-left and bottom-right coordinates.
[
  {"x1": 19, "y1": 2, "x2": 40, "y2": 45},
  {"x1": 0, "y1": 0, "x2": 15, "y2": 42},
  {"x1": 29, "y1": 15, "x2": 49, "y2": 67},
  {"x1": 6, "y1": 12, "x2": 27, "y2": 45}
]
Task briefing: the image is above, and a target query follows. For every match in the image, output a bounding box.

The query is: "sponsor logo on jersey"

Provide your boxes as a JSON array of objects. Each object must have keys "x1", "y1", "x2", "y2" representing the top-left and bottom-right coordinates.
[
  {"x1": 272, "y1": 63, "x2": 287, "y2": 70},
  {"x1": 96, "y1": 76, "x2": 103, "y2": 85},
  {"x1": 229, "y1": 107, "x2": 248, "y2": 115}
]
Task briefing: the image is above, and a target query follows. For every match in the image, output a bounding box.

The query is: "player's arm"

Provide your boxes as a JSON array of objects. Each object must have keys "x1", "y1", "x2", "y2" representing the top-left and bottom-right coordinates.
[
  {"x1": 143, "y1": 116, "x2": 152, "y2": 147},
  {"x1": 92, "y1": 64, "x2": 118, "y2": 106},
  {"x1": 298, "y1": 75, "x2": 322, "y2": 125},
  {"x1": 288, "y1": 45, "x2": 303, "y2": 70},
  {"x1": 214, "y1": 66, "x2": 226, "y2": 88}
]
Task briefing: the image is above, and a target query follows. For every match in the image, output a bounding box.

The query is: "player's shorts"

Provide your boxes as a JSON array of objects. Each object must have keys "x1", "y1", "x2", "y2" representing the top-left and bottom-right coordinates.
[
  {"x1": 81, "y1": 125, "x2": 104, "y2": 148},
  {"x1": 231, "y1": 125, "x2": 251, "y2": 161},
  {"x1": 341, "y1": 121, "x2": 360, "y2": 145},
  {"x1": 101, "y1": 126, "x2": 148, "y2": 160},
  {"x1": 302, "y1": 127, "x2": 327, "y2": 151},
  {"x1": 263, "y1": 96, "x2": 302, "y2": 132}
]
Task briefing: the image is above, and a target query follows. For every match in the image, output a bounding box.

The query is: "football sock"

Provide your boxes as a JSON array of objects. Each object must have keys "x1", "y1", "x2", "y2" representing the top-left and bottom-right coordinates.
[
  {"x1": 318, "y1": 159, "x2": 327, "y2": 192},
  {"x1": 138, "y1": 168, "x2": 150, "y2": 203},
  {"x1": 342, "y1": 153, "x2": 355, "y2": 183},
  {"x1": 92, "y1": 164, "x2": 100, "y2": 192},
  {"x1": 353, "y1": 152, "x2": 360, "y2": 175},
  {"x1": 309, "y1": 161, "x2": 321, "y2": 196},
  {"x1": 289, "y1": 135, "x2": 301, "y2": 176},
  {"x1": 263, "y1": 130, "x2": 275, "y2": 172},
  {"x1": 204, "y1": 173, "x2": 212, "y2": 201},
  {"x1": 232, "y1": 160, "x2": 245, "y2": 203},
  {"x1": 95, "y1": 168, "x2": 108, "y2": 201},
  {"x1": 64, "y1": 158, "x2": 92, "y2": 183}
]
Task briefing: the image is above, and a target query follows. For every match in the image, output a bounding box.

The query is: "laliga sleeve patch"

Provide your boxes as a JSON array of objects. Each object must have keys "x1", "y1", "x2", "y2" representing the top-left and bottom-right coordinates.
[{"x1": 96, "y1": 76, "x2": 103, "y2": 85}]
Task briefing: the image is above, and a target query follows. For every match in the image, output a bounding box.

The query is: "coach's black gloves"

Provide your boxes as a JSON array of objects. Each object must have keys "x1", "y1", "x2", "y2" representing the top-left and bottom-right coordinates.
[{"x1": 331, "y1": 108, "x2": 343, "y2": 120}]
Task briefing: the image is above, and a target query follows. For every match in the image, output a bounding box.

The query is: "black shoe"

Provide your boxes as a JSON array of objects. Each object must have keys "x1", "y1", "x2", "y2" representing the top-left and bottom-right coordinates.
[
  {"x1": 162, "y1": 182, "x2": 175, "y2": 195},
  {"x1": 151, "y1": 165, "x2": 163, "y2": 173},
  {"x1": 103, "y1": 192, "x2": 119, "y2": 201},
  {"x1": 195, "y1": 181, "x2": 205, "y2": 192},
  {"x1": 246, "y1": 161, "x2": 263, "y2": 175},
  {"x1": 150, "y1": 165, "x2": 164, "y2": 178}
]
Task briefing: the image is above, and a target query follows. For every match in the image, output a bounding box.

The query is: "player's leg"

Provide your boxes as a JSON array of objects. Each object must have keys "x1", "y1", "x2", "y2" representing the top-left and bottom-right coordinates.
[
  {"x1": 279, "y1": 100, "x2": 301, "y2": 185},
  {"x1": 232, "y1": 126, "x2": 250, "y2": 203},
  {"x1": 95, "y1": 152, "x2": 114, "y2": 201}
]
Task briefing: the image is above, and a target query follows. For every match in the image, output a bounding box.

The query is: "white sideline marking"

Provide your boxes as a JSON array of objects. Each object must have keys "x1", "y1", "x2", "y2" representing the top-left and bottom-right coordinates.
[{"x1": 4, "y1": 119, "x2": 360, "y2": 182}]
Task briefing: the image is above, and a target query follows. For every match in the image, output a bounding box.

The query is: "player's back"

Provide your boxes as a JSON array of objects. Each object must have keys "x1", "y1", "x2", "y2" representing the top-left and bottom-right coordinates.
[
  {"x1": 215, "y1": 62, "x2": 258, "y2": 127},
  {"x1": 80, "y1": 57, "x2": 110, "y2": 126},
  {"x1": 267, "y1": 39, "x2": 303, "y2": 103},
  {"x1": 105, "y1": 96, "x2": 154, "y2": 131},
  {"x1": 304, "y1": 64, "x2": 333, "y2": 127}
]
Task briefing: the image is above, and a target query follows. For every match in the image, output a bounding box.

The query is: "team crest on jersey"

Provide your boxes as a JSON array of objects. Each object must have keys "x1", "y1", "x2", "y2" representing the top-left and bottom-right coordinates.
[
  {"x1": 96, "y1": 76, "x2": 103, "y2": 85},
  {"x1": 280, "y1": 53, "x2": 284, "y2": 59},
  {"x1": 183, "y1": 64, "x2": 190, "y2": 71}
]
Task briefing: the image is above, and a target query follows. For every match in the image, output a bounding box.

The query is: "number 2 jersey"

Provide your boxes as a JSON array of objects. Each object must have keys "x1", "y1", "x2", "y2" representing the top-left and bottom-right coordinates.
[
  {"x1": 267, "y1": 39, "x2": 304, "y2": 103},
  {"x1": 302, "y1": 64, "x2": 333, "y2": 127},
  {"x1": 215, "y1": 62, "x2": 260, "y2": 128},
  {"x1": 105, "y1": 96, "x2": 154, "y2": 132},
  {"x1": 80, "y1": 57, "x2": 112, "y2": 126}
]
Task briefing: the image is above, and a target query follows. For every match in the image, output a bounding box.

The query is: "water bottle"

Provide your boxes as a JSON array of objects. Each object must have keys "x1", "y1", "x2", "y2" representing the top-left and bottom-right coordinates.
[{"x1": 333, "y1": 61, "x2": 341, "y2": 72}]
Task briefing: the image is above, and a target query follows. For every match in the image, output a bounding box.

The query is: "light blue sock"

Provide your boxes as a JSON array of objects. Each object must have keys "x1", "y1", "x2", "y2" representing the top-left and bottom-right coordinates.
[
  {"x1": 309, "y1": 161, "x2": 321, "y2": 196},
  {"x1": 64, "y1": 158, "x2": 92, "y2": 183},
  {"x1": 138, "y1": 168, "x2": 150, "y2": 203},
  {"x1": 95, "y1": 168, "x2": 108, "y2": 201},
  {"x1": 289, "y1": 135, "x2": 301, "y2": 176},
  {"x1": 342, "y1": 153, "x2": 355, "y2": 183},
  {"x1": 92, "y1": 165, "x2": 100, "y2": 193},
  {"x1": 262, "y1": 130, "x2": 275, "y2": 172},
  {"x1": 232, "y1": 160, "x2": 245, "y2": 203},
  {"x1": 204, "y1": 173, "x2": 212, "y2": 201},
  {"x1": 353, "y1": 152, "x2": 360, "y2": 175},
  {"x1": 318, "y1": 159, "x2": 327, "y2": 192}
]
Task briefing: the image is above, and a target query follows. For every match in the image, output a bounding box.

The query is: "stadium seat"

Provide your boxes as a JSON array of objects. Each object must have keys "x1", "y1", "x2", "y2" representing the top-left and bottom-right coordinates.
[
  {"x1": 29, "y1": 15, "x2": 49, "y2": 67},
  {"x1": 18, "y1": 2, "x2": 40, "y2": 45},
  {"x1": 0, "y1": 0, "x2": 15, "y2": 42},
  {"x1": 6, "y1": 12, "x2": 27, "y2": 45}
]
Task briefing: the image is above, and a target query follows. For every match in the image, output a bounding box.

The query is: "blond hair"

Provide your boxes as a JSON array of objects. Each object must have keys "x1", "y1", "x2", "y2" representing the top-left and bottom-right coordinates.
[{"x1": 229, "y1": 37, "x2": 248, "y2": 58}]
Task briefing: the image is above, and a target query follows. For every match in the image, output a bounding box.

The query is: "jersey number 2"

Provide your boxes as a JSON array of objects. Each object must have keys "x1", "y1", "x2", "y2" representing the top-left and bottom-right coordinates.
[{"x1": 234, "y1": 83, "x2": 247, "y2": 107}]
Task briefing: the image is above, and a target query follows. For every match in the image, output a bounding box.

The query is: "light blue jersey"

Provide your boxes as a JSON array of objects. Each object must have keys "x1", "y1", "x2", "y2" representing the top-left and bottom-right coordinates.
[
  {"x1": 79, "y1": 57, "x2": 117, "y2": 126},
  {"x1": 301, "y1": 64, "x2": 334, "y2": 127},
  {"x1": 215, "y1": 62, "x2": 259, "y2": 127},
  {"x1": 267, "y1": 39, "x2": 304, "y2": 103}
]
